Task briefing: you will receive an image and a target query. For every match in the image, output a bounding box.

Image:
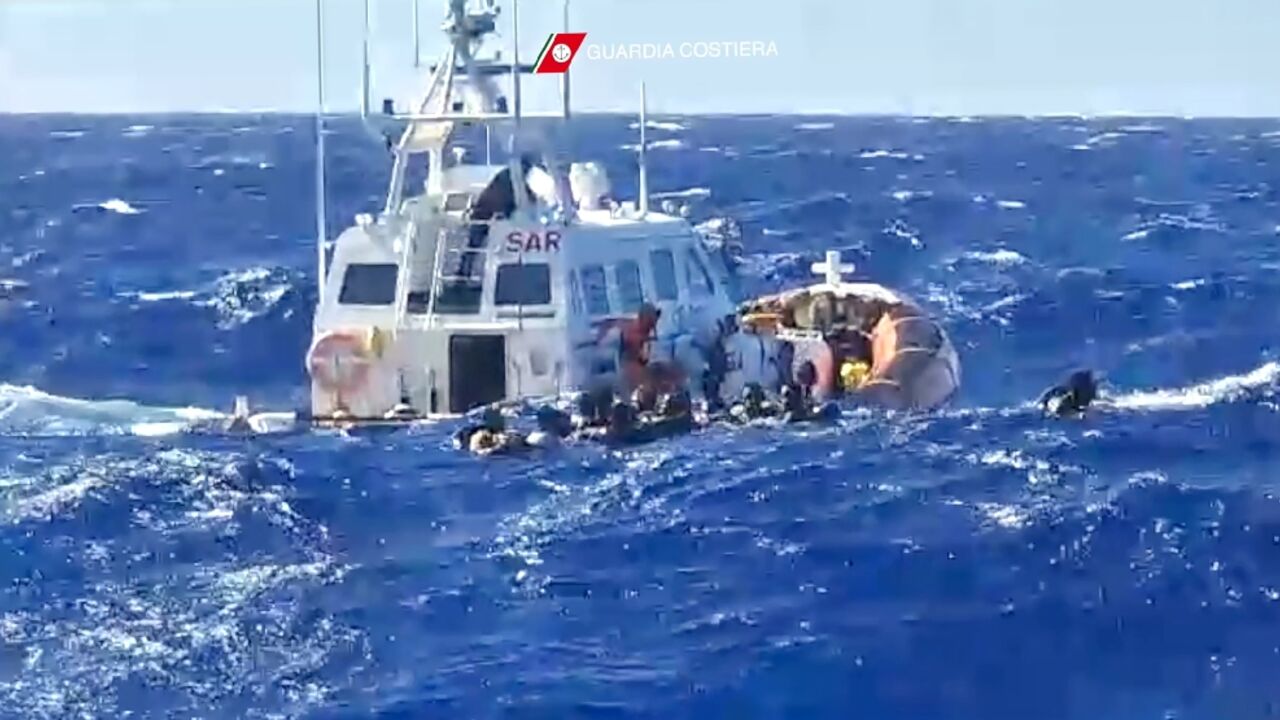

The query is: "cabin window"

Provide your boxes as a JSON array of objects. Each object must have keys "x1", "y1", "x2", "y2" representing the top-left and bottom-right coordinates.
[
  {"x1": 613, "y1": 260, "x2": 645, "y2": 313},
  {"x1": 338, "y1": 262, "x2": 398, "y2": 305},
  {"x1": 568, "y1": 270, "x2": 584, "y2": 315},
  {"x1": 494, "y1": 263, "x2": 552, "y2": 306},
  {"x1": 684, "y1": 248, "x2": 715, "y2": 298},
  {"x1": 650, "y1": 249, "x2": 679, "y2": 301},
  {"x1": 581, "y1": 264, "x2": 611, "y2": 316}
]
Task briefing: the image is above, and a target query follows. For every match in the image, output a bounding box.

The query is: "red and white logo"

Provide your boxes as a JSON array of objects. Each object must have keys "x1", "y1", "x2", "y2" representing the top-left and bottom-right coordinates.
[{"x1": 533, "y1": 32, "x2": 587, "y2": 74}]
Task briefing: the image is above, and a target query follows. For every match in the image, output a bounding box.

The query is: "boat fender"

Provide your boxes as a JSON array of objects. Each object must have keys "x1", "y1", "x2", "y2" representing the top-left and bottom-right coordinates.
[{"x1": 307, "y1": 330, "x2": 375, "y2": 396}]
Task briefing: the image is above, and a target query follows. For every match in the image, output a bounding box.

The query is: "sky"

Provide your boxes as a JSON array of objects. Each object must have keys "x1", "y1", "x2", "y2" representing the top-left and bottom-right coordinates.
[{"x1": 1, "y1": 0, "x2": 1278, "y2": 116}]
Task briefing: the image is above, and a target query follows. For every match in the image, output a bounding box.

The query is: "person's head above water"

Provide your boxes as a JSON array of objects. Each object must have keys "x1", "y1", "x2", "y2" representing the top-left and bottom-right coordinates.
[
  {"x1": 1067, "y1": 370, "x2": 1098, "y2": 402},
  {"x1": 779, "y1": 384, "x2": 801, "y2": 412},
  {"x1": 536, "y1": 406, "x2": 572, "y2": 437},
  {"x1": 795, "y1": 360, "x2": 817, "y2": 389},
  {"x1": 480, "y1": 406, "x2": 504, "y2": 431}
]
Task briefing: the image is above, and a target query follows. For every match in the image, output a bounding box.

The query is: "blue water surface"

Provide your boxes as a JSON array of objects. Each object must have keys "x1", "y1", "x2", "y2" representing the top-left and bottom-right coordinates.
[{"x1": 1, "y1": 113, "x2": 1279, "y2": 719}]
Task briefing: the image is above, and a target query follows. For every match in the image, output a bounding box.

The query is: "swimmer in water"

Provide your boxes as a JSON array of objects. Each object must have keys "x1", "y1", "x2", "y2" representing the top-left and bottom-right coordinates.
[
  {"x1": 453, "y1": 406, "x2": 505, "y2": 450},
  {"x1": 527, "y1": 406, "x2": 574, "y2": 448},
  {"x1": 728, "y1": 383, "x2": 775, "y2": 423},
  {"x1": 1039, "y1": 370, "x2": 1099, "y2": 418}
]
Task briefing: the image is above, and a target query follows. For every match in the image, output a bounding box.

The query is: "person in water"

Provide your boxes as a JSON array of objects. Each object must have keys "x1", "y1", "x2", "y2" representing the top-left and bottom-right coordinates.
[
  {"x1": 728, "y1": 383, "x2": 778, "y2": 423},
  {"x1": 1039, "y1": 370, "x2": 1099, "y2": 417},
  {"x1": 454, "y1": 406, "x2": 506, "y2": 450},
  {"x1": 527, "y1": 406, "x2": 575, "y2": 448}
]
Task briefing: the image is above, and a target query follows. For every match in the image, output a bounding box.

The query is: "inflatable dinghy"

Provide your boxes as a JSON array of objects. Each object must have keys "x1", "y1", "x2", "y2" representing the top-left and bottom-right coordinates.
[{"x1": 737, "y1": 253, "x2": 960, "y2": 411}]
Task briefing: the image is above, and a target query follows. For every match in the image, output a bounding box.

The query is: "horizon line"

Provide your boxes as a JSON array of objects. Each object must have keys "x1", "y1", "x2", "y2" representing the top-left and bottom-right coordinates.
[{"x1": 4, "y1": 109, "x2": 1280, "y2": 121}]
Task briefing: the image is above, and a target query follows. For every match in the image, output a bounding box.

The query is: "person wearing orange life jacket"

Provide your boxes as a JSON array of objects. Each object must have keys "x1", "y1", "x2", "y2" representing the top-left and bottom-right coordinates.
[{"x1": 618, "y1": 302, "x2": 687, "y2": 394}]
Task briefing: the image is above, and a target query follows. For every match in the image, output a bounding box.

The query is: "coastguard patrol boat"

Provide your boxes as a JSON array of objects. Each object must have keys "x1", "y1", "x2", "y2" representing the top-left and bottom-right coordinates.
[
  {"x1": 227, "y1": 0, "x2": 959, "y2": 434},
  {"x1": 302, "y1": 0, "x2": 741, "y2": 422}
]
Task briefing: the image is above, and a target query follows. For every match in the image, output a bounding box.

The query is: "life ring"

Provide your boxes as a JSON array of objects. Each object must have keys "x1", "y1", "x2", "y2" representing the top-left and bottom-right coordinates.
[{"x1": 307, "y1": 330, "x2": 374, "y2": 396}]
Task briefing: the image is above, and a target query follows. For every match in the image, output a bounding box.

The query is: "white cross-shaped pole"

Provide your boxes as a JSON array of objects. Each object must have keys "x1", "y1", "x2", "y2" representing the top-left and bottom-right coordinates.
[{"x1": 811, "y1": 250, "x2": 854, "y2": 286}]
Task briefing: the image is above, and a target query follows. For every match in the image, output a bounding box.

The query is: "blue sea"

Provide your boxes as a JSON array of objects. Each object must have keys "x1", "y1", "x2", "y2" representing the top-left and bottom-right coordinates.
[{"x1": 2, "y1": 113, "x2": 1279, "y2": 719}]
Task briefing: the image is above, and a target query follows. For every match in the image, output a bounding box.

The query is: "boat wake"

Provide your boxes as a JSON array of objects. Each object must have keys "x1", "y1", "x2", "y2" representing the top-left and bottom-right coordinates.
[{"x1": 3, "y1": 359, "x2": 1274, "y2": 440}]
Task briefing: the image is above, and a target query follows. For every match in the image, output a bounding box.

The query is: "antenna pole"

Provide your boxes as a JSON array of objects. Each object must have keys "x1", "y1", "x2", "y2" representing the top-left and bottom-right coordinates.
[
  {"x1": 560, "y1": 0, "x2": 571, "y2": 119},
  {"x1": 638, "y1": 82, "x2": 649, "y2": 216},
  {"x1": 412, "y1": 0, "x2": 421, "y2": 68},
  {"x1": 314, "y1": 0, "x2": 328, "y2": 299},
  {"x1": 360, "y1": 0, "x2": 371, "y2": 117},
  {"x1": 512, "y1": 0, "x2": 523, "y2": 122},
  {"x1": 510, "y1": 0, "x2": 525, "y2": 213}
]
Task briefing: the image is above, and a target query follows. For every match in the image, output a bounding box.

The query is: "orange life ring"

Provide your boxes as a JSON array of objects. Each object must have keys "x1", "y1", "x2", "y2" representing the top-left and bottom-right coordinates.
[{"x1": 307, "y1": 330, "x2": 373, "y2": 396}]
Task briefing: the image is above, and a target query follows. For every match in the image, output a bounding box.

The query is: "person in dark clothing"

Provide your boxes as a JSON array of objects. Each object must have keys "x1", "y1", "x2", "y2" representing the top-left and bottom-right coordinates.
[
  {"x1": 1039, "y1": 370, "x2": 1099, "y2": 417},
  {"x1": 457, "y1": 156, "x2": 540, "y2": 280}
]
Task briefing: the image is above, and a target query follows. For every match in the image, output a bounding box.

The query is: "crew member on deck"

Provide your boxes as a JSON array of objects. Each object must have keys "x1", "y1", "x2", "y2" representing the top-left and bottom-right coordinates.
[{"x1": 619, "y1": 302, "x2": 661, "y2": 391}]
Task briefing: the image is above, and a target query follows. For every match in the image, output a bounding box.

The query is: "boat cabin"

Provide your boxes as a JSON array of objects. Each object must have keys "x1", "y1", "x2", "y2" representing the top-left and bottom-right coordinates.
[{"x1": 309, "y1": 159, "x2": 736, "y2": 418}]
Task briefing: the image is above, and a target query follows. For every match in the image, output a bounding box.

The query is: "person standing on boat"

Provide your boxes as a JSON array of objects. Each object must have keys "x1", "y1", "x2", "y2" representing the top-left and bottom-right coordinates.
[{"x1": 618, "y1": 302, "x2": 662, "y2": 390}]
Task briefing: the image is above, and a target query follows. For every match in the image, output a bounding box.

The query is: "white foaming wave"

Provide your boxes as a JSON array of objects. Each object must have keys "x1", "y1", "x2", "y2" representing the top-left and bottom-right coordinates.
[
  {"x1": 0, "y1": 384, "x2": 224, "y2": 437},
  {"x1": 996, "y1": 199, "x2": 1027, "y2": 210},
  {"x1": 493, "y1": 448, "x2": 685, "y2": 591},
  {"x1": 133, "y1": 286, "x2": 199, "y2": 301},
  {"x1": 794, "y1": 122, "x2": 834, "y2": 130},
  {"x1": 1170, "y1": 278, "x2": 1206, "y2": 291},
  {"x1": 961, "y1": 249, "x2": 1028, "y2": 267},
  {"x1": 198, "y1": 266, "x2": 294, "y2": 328},
  {"x1": 97, "y1": 199, "x2": 143, "y2": 215},
  {"x1": 884, "y1": 219, "x2": 924, "y2": 248},
  {"x1": 1109, "y1": 362, "x2": 1280, "y2": 411},
  {"x1": 1123, "y1": 212, "x2": 1227, "y2": 242},
  {"x1": 651, "y1": 187, "x2": 711, "y2": 200},
  {"x1": 628, "y1": 120, "x2": 686, "y2": 132},
  {"x1": 1118, "y1": 124, "x2": 1165, "y2": 134},
  {"x1": 890, "y1": 189, "x2": 932, "y2": 203},
  {"x1": 860, "y1": 149, "x2": 923, "y2": 161},
  {"x1": 0, "y1": 445, "x2": 350, "y2": 717},
  {"x1": 122, "y1": 124, "x2": 153, "y2": 137},
  {"x1": 619, "y1": 139, "x2": 685, "y2": 151},
  {"x1": 49, "y1": 130, "x2": 86, "y2": 139}
]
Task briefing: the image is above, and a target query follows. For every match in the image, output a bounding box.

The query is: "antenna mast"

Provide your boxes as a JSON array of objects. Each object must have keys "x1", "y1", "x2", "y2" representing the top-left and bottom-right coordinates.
[
  {"x1": 638, "y1": 82, "x2": 649, "y2": 216},
  {"x1": 359, "y1": 0, "x2": 371, "y2": 117},
  {"x1": 313, "y1": 0, "x2": 328, "y2": 298},
  {"x1": 560, "y1": 0, "x2": 571, "y2": 119},
  {"x1": 412, "y1": 0, "x2": 421, "y2": 68}
]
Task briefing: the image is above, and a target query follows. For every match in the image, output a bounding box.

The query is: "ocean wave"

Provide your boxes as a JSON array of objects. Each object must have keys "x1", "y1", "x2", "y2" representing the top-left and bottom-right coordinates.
[
  {"x1": 794, "y1": 122, "x2": 834, "y2": 131},
  {"x1": 960, "y1": 249, "x2": 1028, "y2": 267},
  {"x1": 1122, "y1": 212, "x2": 1227, "y2": 240},
  {"x1": 860, "y1": 149, "x2": 924, "y2": 161},
  {"x1": 890, "y1": 189, "x2": 933, "y2": 203},
  {"x1": 0, "y1": 384, "x2": 224, "y2": 437},
  {"x1": 619, "y1": 139, "x2": 685, "y2": 151},
  {"x1": 97, "y1": 199, "x2": 143, "y2": 215},
  {"x1": 628, "y1": 120, "x2": 685, "y2": 132},
  {"x1": 651, "y1": 187, "x2": 711, "y2": 200},
  {"x1": 1109, "y1": 361, "x2": 1280, "y2": 411}
]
